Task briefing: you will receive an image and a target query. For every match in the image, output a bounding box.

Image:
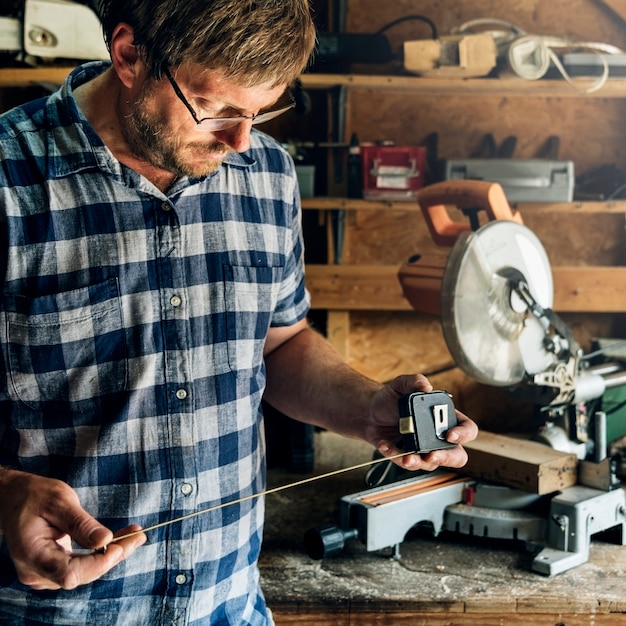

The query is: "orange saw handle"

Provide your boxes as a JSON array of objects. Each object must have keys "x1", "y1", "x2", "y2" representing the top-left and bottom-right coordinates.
[{"x1": 418, "y1": 180, "x2": 523, "y2": 246}]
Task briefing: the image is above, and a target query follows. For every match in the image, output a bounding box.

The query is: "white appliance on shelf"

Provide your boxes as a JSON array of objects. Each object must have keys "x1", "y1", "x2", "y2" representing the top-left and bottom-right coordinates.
[{"x1": 0, "y1": 0, "x2": 109, "y2": 61}]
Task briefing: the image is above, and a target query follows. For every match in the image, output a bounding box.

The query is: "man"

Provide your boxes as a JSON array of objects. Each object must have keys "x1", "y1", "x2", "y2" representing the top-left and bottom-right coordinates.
[{"x1": 0, "y1": 0, "x2": 478, "y2": 624}]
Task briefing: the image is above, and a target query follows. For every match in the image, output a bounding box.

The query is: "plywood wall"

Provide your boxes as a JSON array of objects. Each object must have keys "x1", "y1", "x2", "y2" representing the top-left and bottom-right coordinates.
[
  {"x1": 343, "y1": 0, "x2": 626, "y2": 175},
  {"x1": 347, "y1": 0, "x2": 626, "y2": 48},
  {"x1": 348, "y1": 94, "x2": 626, "y2": 176}
]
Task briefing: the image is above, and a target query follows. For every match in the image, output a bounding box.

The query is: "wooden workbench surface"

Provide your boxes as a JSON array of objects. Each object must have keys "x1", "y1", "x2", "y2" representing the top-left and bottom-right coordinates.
[{"x1": 260, "y1": 462, "x2": 626, "y2": 626}]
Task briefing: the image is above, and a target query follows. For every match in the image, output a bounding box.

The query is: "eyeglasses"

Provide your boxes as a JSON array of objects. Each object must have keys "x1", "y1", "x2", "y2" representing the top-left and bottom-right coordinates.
[{"x1": 162, "y1": 65, "x2": 295, "y2": 132}]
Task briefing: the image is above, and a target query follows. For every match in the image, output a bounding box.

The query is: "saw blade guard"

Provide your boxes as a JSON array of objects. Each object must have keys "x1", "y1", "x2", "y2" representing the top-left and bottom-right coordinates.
[{"x1": 441, "y1": 220, "x2": 554, "y2": 386}]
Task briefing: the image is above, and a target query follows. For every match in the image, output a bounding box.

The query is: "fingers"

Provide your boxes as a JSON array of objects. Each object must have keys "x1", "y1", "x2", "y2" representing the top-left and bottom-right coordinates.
[
  {"x1": 42, "y1": 487, "x2": 113, "y2": 552},
  {"x1": 447, "y1": 410, "x2": 479, "y2": 445},
  {"x1": 369, "y1": 375, "x2": 479, "y2": 474},
  {"x1": 377, "y1": 408, "x2": 477, "y2": 472},
  {"x1": 63, "y1": 524, "x2": 146, "y2": 588},
  {"x1": 1, "y1": 470, "x2": 147, "y2": 591},
  {"x1": 16, "y1": 525, "x2": 146, "y2": 591},
  {"x1": 378, "y1": 439, "x2": 469, "y2": 472},
  {"x1": 388, "y1": 373, "x2": 433, "y2": 396},
  {"x1": 411, "y1": 373, "x2": 433, "y2": 393},
  {"x1": 110, "y1": 524, "x2": 147, "y2": 550}
]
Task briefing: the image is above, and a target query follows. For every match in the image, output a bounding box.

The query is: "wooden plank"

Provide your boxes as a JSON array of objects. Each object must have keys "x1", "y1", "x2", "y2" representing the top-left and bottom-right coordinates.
[
  {"x1": 463, "y1": 431, "x2": 578, "y2": 494},
  {"x1": 305, "y1": 264, "x2": 626, "y2": 313},
  {"x1": 465, "y1": 433, "x2": 577, "y2": 495},
  {"x1": 513, "y1": 202, "x2": 626, "y2": 215},
  {"x1": 358, "y1": 472, "x2": 463, "y2": 506},
  {"x1": 306, "y1": 264, "x2": 408, "y2": 310},
  {"x1": 554, "y1": 267, "x2": 626, "y2": 312}
]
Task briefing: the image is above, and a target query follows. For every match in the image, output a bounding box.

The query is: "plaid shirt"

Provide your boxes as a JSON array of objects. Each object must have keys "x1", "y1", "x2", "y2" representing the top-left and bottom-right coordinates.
[{"x1": 0, "y1": 62, "x2": 309, "y2": 625}]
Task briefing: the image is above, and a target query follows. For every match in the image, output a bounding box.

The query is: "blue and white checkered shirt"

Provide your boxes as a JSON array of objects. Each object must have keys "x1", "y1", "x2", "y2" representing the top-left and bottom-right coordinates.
[{"x1": 0, "y1": 61, "x2": 309, "y2": 625}]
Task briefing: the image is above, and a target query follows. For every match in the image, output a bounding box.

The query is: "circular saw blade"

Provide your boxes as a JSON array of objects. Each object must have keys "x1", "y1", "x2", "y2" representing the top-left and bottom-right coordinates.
[{"x1": 441, "y1": 220, "x2": 553, "y2": 386}]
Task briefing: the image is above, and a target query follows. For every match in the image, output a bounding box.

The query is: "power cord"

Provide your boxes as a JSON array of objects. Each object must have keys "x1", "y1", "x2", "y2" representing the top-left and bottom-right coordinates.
[
  {"x1": 374, "y1": 14, "x2": 438, "y2": 41},
  {"x1": 354, "y1": 14, "x2": 440, "y2": 64},
  {"x1": 507, "y1": 35, "x2": 620, "y2": 93},
  {"x1": 456, "y1": 17, "x2": 624, "y2": 93}
]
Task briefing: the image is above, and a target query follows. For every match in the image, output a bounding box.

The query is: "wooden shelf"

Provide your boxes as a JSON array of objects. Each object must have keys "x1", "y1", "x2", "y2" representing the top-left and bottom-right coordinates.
[
  {"x1": 2, "y1": 68, "x2": 626, "y2": 98},
  {"x1": 300, "y1": 72, "x2": 626, "y2": 98},
  {"x1": 306, "y1": 263, "x2": 626, "y2": 313},
  {"x1": 303, "y1": 199, "x2": 626, "y2": 314},
  {"x1": 302, "y1": 197, "x2": 421, "y2": 211},
  {"x1": 301, "y1": 197, "x2": 626, "y2": 214},
  {"x1": 0, "y1": 67, "x2": 75, "y2": 88}
]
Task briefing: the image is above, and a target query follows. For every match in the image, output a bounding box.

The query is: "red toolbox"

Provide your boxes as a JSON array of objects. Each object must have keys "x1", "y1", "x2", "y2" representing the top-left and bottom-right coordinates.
[{"x1": 361, "y1": 145, "x2": 426, "y2": 200}]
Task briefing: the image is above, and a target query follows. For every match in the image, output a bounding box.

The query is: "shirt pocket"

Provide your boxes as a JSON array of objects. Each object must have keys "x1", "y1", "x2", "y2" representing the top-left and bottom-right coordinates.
[
  {"x1": 222, "y1": 264, "x2": 281, "y2": 377},
  {"x1": 4, "y1": 278, "x2": 128, "y2": 411}
]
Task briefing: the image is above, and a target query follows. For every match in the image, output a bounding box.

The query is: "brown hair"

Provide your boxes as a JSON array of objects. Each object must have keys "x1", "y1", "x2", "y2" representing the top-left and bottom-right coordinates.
[{"x1": 95, "y1": 0, "x2": 316, "y2": 86}]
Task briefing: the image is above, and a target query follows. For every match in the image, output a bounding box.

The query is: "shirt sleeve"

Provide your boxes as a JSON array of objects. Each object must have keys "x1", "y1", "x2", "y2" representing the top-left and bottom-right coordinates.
[{"x1": 270, "y1": 151, "x2": 311, "y2": 328}]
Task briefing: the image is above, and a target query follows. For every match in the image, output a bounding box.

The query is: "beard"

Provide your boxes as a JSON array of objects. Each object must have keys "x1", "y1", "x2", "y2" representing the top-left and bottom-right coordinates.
[{"x1": 119, "y1": 79, "x2": 232, "y2": 178}]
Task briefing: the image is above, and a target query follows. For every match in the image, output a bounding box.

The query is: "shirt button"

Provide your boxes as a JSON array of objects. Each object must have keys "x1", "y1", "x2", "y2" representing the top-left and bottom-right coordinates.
[
  {"x1": 170, "y1": 294, "x2": 182, "y2": 307},
  {"x1": 176, "y1": 388, "x2": 188, "y2": 400},
  {"x1": 162, "y1": 202, "x2": 171, "y2": 212},
  {"x1": 175, "y1": 573, "x2": 187, "y2": 585},
  {"x1": 181, "y1": 483, "x2": 193, "y2": 496}
]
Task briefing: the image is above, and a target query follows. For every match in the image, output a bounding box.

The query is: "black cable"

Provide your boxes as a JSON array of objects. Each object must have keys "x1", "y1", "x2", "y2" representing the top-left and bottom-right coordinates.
[
  {"x1": 374, "y1": 15, "x2": 438, "y2": 40},
  {"x1": 423, "y1": 363, "x2": 458, "y2": 378},
  {"x1": 317, "y1": 14, "x2": 438, "y2": 66}
]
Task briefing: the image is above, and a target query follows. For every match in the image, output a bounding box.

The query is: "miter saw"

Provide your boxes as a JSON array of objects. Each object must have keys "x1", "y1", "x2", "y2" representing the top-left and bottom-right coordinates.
[
  {"x1": 304, "y1": 180, "x2": 626, "y2": 575},
  {"x1": 407, "y1": 180, "x2": 626, "y2": 463}
]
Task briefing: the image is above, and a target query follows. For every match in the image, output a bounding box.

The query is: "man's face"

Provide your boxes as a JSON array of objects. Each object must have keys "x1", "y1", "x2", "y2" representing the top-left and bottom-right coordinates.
[{"x1": 119, "y1": 66, "x2": 287, "y2": 178}]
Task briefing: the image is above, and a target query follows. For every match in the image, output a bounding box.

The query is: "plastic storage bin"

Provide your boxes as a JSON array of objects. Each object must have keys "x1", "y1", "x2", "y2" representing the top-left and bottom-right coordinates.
[{"x1": 445, "y1": 159, "x2": 574, "y2": 202}]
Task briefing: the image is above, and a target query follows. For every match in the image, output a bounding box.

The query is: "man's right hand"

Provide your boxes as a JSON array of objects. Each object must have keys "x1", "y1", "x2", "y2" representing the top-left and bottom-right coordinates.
[{"x1": 0, "y1": 468, "x2": 146, "y2": 590}]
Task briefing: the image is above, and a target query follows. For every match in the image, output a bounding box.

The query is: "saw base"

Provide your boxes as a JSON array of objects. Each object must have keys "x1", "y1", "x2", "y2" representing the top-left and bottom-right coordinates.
[{"x1": 305, "y1": 471, "x2": 626, "y2": 576}]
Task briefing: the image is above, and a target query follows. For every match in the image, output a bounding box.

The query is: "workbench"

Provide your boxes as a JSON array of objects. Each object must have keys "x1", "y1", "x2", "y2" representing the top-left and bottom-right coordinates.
[{"x1": 260, "y1": 456, "x2": 626, "y2": 626}]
